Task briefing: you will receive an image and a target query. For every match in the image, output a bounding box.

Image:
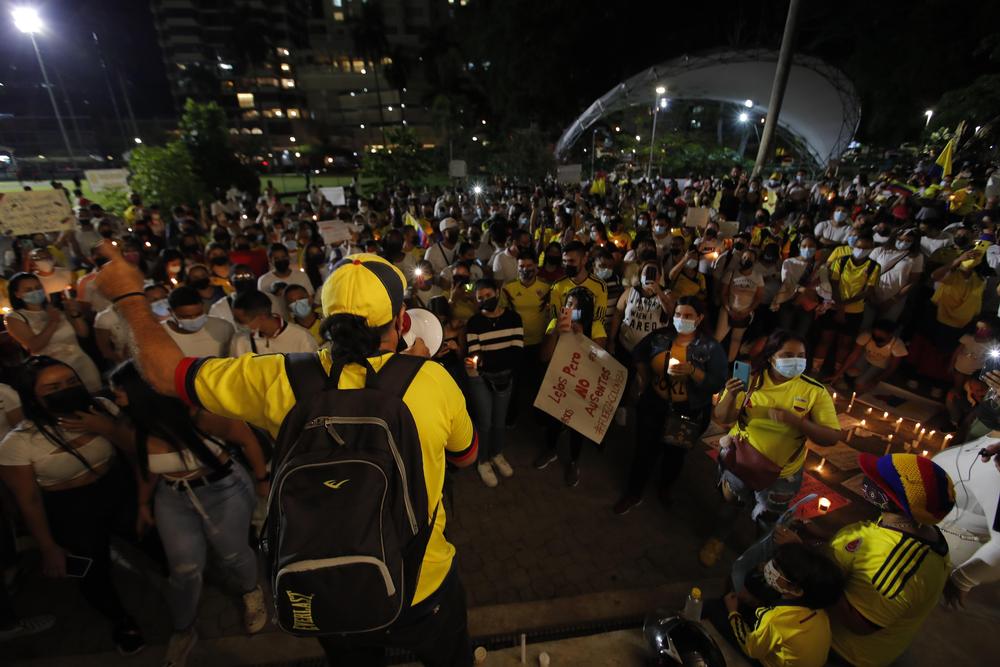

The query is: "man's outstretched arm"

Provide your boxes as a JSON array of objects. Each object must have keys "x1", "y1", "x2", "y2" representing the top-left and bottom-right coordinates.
[{"x1": 94, "y1": 240, "x2": 184, "y2": 396}]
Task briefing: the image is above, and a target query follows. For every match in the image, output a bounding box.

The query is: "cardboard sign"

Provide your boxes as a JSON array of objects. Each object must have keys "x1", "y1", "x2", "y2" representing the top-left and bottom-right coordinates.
[
  {"x1": 684, "y1": 206, "x2": 710, "y2": 229},
  {"x1": 0, "y1": 189, "x2": 73, "y2": 235},
  {"x1": 84, "y1": 168, "x2": 129, "y2": 192},
  {"x1": 448, "y1": 160, "x2": 467, "y2": 178},
  {"x1": 556, "y1": 164, "x2": 583, "y2": 184},
  {"x1": 317, "y1": 220, "x2": 357, "y2": 246},
  {"x1": 718, "y1": 220, "x2": 740, "y2": 238},
  {"x1": 320, "y1": 186, "x2": 346, "y2": 206},
  {"x1": 533, "y1": 333, "x2": 627, "y2": 444}
]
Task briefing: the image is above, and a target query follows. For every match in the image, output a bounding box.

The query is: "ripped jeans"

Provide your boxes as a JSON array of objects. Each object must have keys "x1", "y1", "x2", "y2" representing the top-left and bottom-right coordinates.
[
  {"x1": 711, "y1": 466, "x2": 804, "y2": 542},
  {"x1": 154, "y1": 462, "x2": 258, "y2": 631}
]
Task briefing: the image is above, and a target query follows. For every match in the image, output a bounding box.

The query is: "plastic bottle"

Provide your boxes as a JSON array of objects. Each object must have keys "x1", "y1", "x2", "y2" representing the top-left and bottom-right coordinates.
[{"x1": 682, "y1": 586, "x2": 703, "y2": 622}]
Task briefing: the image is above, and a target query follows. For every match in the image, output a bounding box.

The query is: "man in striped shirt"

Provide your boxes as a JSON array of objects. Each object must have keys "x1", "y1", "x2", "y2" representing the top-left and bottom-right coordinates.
[{"x1": 465, "y1": 279, "x2": 524, "y2": 487}]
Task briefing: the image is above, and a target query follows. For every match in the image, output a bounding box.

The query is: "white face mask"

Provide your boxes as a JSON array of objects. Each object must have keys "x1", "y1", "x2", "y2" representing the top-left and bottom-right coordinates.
[
  {"x1": 763, "y1": 560, "x2": 802, "y2": 597},
  {"x1": 852, "y1": 247, "x2": 872, "y2": 261},
  {"x1": 833, "y1": 210, "x2": 847, "y2": 223},
  {"x1": 895, "y1": 240, "x2": 912, "y2": 251},
  {"x1": 673, "y1": 316, "x2": 697, "y2": 334},
  {"x1": 772, "y1": 356, "x2": 807, "y2": 379}
]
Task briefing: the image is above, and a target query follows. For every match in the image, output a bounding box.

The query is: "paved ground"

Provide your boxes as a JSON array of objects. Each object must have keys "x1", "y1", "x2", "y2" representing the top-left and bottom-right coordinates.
[{"x1": 4, "y1": 398, "x2": 1000, "y2": 665}]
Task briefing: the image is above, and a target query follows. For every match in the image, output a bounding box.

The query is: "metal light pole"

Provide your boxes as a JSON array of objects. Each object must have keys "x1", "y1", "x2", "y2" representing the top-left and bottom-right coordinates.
[
  {"x1": 752, "y1": 0, "x2": 801, "y2": 178},
  {"x1": 13, "y1": 7, "x2": 77, "y2": 169},
  {"x1": 647, "y1": 85, "x2": 666, "y2": 180}
]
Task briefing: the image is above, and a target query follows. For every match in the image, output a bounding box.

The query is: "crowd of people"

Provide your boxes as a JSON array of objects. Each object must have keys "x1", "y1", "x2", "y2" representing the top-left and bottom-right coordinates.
[{"x1": 0, "y1": 161, "x2": 997, "y2": 667}]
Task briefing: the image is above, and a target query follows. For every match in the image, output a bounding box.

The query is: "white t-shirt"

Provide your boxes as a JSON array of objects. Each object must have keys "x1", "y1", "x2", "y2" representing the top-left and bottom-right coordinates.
[
  {"x1": 229, "y1": 319, "x2": 318, "y2": 356},
  {"x1": 869, "y1": 248, "x2": 924, "y2": 302},
  {"x1": 94, "y1": 306, "x2": 130, "y2": 359},
  {"x1": 258, "y1": 268, "x2": 315, "y2": 296},
  {"x1": 955, "y1": 335, "x2": 992, "y2": 375},
  {"x1": 424, "y1": 242, "x2": 459, "y2": 277},
  {"x1": 491, "y1": 249, "x2": 519, "y2": 285},
  {"x1": 725, "y1": 268, "x2": 764, "y2": 311},
  {"x1": 813, "y1": 220, "x2": 850, "y2": 246},
  {"x1": 162, "y1": 317, "x2": 234, "y2": 358},
  {"x1": 616, "y1": 288, "x2": 665, "y2": 352},
  {"x1": 392, "y1": 254, "x2": 418, "y2": 287},
  {"x1": 856, "y1": 332, "x2": 908, "y2": 369},
  {"x1": 0, "y1": 383, "x2": 22, "y2": 441}
]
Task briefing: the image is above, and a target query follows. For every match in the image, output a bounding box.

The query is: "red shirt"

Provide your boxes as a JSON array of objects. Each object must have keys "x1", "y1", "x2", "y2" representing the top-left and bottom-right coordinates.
[{"x1": 228, "y1": 248, "x2": 269, "y2": 277}]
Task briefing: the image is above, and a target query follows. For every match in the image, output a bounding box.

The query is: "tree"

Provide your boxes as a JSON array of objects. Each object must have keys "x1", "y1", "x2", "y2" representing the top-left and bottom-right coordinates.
[
  {"x1": 129, "y1": 141, "x2": 205, "y2": 212},
  {"x1": 362, "y1": 127, "x2": 434, "y2": 186},
  {"x1": 486, "y1": 127, "x2": 555, "y2": 182},
  {"x1": 177, "y1": 99, "x2": 259, "y2": 197}
]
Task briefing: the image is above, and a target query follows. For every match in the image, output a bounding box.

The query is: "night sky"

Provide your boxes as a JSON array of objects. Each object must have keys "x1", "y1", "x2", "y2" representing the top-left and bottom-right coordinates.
[{"x1": 0, "y1": 0, "x2": 172, "y2": 122}]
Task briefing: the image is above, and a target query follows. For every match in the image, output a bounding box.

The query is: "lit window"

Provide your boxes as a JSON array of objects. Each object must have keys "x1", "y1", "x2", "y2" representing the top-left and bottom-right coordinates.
[
  {"x1": 380, "y1": 56, "x2": 392, "y2": 65},
  {"x1": 263, "y1": 108, "x2": 284, "y2": 118},
  {"x1": 333, "y1": 0, "x2": 343, "y2": 6},
  {"x1": 257, "y1": 77, "x2": 279, "y2": 87},
  {"x1": 351, "y1": 59, "x2": 365, "y2": 73},
  {"x1": 276, "y1": 47, "x2": 290, "y2": 57},
  {"x1": 333, "y1": 10, "x2": 344, "y2": 21},
  {"x1": 229, "y1": 128, "x2": 240, "y2": 135},
  {"x1": 251, "y1": 128, "x2": 263, "y2": 135},
  {"x1": 280, "y1": 63, "x2": 291, "y2": 72},
  {"x1": 281, "y1": 78, "x2": 296, "y2": 89},
  {"x1": 242, "y1": 110, "x2": 260, "y2": 120},
  {"x1": 237, "y1": 93, "x2": 255, "y2": 109},
  {"x1": 287, "y1": 108, "x2": 301, "y2": 119}
]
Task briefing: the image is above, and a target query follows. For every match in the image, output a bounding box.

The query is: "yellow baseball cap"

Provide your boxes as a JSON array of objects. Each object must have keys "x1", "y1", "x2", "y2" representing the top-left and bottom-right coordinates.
[{"x1": 320, "y1": 253, "x2": 406, "y2": 327}]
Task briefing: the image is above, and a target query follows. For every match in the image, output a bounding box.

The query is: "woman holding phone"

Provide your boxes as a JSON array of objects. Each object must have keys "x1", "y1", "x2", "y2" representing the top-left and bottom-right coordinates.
[
  {"x1": 534, "y1": 287, "x2": 606, "y2": 487},
  {"x1": 700, "y1": 330, "x2": 841, "y2": 567},
  {"x1": 614, "y1": 297, "x2": 727, "y2": 514}
]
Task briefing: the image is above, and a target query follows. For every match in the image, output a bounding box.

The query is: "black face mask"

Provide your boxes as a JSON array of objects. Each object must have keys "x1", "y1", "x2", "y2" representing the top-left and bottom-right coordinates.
[
  {"x1": 544, "y1": 255, "x2": 560, "y2": 266},
  {"x1": 233, "y1": 279, "x2": 256, "y2": 294},
  {"x1": 740, "y1": 258, "x2": 754, "y2": 270},
  {"x1": 454, "y1": 275, "x2": 470, "y2": 285},
  {"x1": 563, "y1": 263, "x2": 579, "y2": 278},
  {"x1": 734, "y1": 242, "x2": 748, "y2": 252},
  {"x1": 210, "y1": 256, "x2": 229, "y2": 266},
  {"x1": 444, "y1": 230, "x2": 459, "y2": 244},
  {"x1": 478, "y1": 296, "x2": 499, "y2": 312},
  {"x1": 306, "y1": 253, "x2": 324, "y2": 265},
  {"x1": 190, "y1": 277, "x2": 210, "y2": 291},
  {"x1": 274, "y1": 259, "x2": 290, "y2": 273},
  {"x1": 43, "y1": 385, "x2": 93, "y2": 416}
]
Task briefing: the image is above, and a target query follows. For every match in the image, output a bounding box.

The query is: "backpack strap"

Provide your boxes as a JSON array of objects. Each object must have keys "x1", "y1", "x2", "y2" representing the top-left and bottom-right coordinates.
[
  {"x1": 283, "y1": 352, "x2": 329, "y2": 403},
  {"x1": 370, "y1": 353, "x2": 426, "y2": 399}
]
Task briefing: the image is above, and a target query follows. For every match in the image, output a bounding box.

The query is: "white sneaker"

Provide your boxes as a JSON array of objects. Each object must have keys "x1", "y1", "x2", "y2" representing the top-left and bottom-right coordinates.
[
  {"x1": 162, "y1": 626, "x2": 197, "y2": 667},
  {"x1": 477, "y1": 462, "x2": 499, "y2": 487},
  {"x1": 491, "y1": 453, "x2": 513, "y2": 478},
  {"x1": 242, "y1": 585, "x2": 267, "y2": 634},
  {"x1": 614, "y1": 406, "x2": 628, "y2": 426}
]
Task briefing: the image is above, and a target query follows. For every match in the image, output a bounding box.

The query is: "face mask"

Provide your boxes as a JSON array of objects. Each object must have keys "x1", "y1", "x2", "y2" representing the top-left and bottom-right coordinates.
[
  {"x1": 190, "y1": 277, "x2": 210, "y2": 291},
  {"x1": 274, "y1": 259, "x2": 290, "y2": 273},
  {"x1": 175, "y1": 314, "x2": 208, "y2": 332},
  {"x1": 478, "y1": 296, "x2": 499, "y2": 312},
  {"x1": 306, "y1": 253, "x2": 325, "y2": 265},
  {"x1": 637, "y1": 218, "x2": 649, "y2": 228},
  {"x1": 795, "y1": 174, "x2": 804, "y2": 182},
  {"x1": 733, "y1": 242, "x2": 747, "y2": 252},
  {"x1": 518, "y1": 268, "x2": 536, "y2": 282},
  {"x1": 852, "y1": 248, "x2": 872, "y2": 261},
  {"x1": 570, "y1": 308, "x2": 583, "y2": 322},
  {"x1": 35, "y1": 260, "x2": 54, "y2": 273},
  {"x1": 685, "y1": 259, "x2": 698, "y2": 270},
  {"x1": 846, "y1": 235, "x2": 858, "y2": 248},
  {"x1": 44, "y1": 385, "x2": 93, "y2": 416},
  {"x1": 545, "y1": 255, "x2": 559, "y2": 266},
  {"x1": 590, "y1": 230, "x2": 600, "y2": 241},
  {"x1": 800, "y1": 246, "x2": 816, "y2": 260},
  {"x1": 673, "y1": 317, "x2": 697, "y2": 334},
  {"x1": 22, "y1": 289, "x2": 47, "y2": 306},
  {"x1": 763, "y1": 560, "x2": 802, "y2": 598},
  {"x1": 595, "y1": 267, "x2": 613, "y2": 280},
  {"x1": 150, "y1": 298, "x2": 170, "y2": 319},
  {"x1": 653, "y1": 225, "x2": 668, "y2": 235},
  {"x1": 563, "y1": 263, "x2": 579, "y2": 278},
  {"x1": 667, "y1": 210, "x2": 677, "y2": 220},
  {"x1": 290, "y1": 299, "x2": 313, "y2": 319},
  {"x1": 773, "y1": 356, "x2": 807, "y2": 379},
  {"x1": 895, "y1": 240, "x2": 912, "y2": 251},
  {"x1": 233, "y1": 278, "x2": 256, "y2": 294},
  {"x1": 740, "y1": 258, "x2": 754, "y2": 270},
  {"x1": 444, "y1": 230, "x2": 459, "y2": 243},
  {"x1": 833, "y1": 211, "x2": 847, "y2": 223}
]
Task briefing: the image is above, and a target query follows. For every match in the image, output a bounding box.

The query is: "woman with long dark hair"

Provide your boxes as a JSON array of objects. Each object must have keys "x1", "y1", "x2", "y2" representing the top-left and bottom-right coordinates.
[
  {"x1": 0, "y1": 357, "x2": 146, "y2": 653},
  {"x1": 108, "y1": 361, "x2": 269, "y2": 664},
  {"x1": 700, "y1": 330, "x2": 842, "y2": 567},
  {"x1": 614, "y1": 297, "x2": 727, "y2": 514}
]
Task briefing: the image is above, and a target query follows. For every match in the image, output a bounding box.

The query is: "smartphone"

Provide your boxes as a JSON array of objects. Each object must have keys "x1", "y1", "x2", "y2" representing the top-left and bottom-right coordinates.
[
  {"x1": 641, "y1": 265, "x2": 658, "y2": 285},
  {"x1": 49, "y1": 291, "x2": 64, "y2": 310},
  {"x1": 733, "y1": 360, "x2": 751, "y2": 387},
  {"x1": 65, "y1": 554, "x2": 93, "y2": 578}
]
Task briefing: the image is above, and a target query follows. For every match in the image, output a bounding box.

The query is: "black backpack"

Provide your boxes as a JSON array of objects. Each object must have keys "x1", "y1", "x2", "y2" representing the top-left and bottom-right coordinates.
[{"x1": 262, "y1": 352, "x2": 434, "y2": 637}]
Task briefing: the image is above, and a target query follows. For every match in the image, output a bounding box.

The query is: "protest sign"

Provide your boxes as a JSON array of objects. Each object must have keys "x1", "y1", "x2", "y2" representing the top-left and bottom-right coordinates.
[
  {"x1": 317, "y1": 220, "x2": 357, "y2": 246},
  {"x1": 684, "y1": 206, "x2": 710, "y2": 228},
  {"x1": 84, "y1": 168, "x2": 129, "y2": 192},
  {"x1": 533, "y1": 333, "x2": 627, "y2": 443},
  {"x1": 320, "y1": 186, "x2": 346, "y2": 206},
  {"x1": 448, "y1": 160, "x2": 467, "y2": 178},
  {"x1": 0, "y1": 189, "x2": 74, "y2": 235},
  {"x1": 718, "y1": 220, "x2": 740, "y2": 238},
  {"x1": 556, "y1": 164, "x2": 583, "y2": 184}
]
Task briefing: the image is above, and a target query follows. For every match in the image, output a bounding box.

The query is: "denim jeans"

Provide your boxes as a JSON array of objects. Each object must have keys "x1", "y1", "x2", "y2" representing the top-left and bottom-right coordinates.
[
  {"x1": 154, "y1": 463, "x2": 258, "y2": 631},
  {"x1": 467, "y1": 374, "x2": 513, "y2": 462}
]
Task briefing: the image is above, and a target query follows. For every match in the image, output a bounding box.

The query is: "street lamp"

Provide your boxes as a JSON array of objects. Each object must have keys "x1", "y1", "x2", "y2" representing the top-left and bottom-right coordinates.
[
  {"x1": 924, "y1": 109, "x2": 933, "y2": 127},
  {"x1": 647, "y1": 85, "x2": 667, "y2": 179},
  {"x1": 738, "y1": 112, "x2": 750, "y2": 123},
  {"x1": 13, "y1": 7, "x2": 77, "y2": 169}
]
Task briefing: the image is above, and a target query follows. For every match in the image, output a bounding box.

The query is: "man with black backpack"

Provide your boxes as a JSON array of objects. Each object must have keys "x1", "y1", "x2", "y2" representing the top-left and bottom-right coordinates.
[{"x1": 95, "y1": 245, "x2": 479, "y2": 666}]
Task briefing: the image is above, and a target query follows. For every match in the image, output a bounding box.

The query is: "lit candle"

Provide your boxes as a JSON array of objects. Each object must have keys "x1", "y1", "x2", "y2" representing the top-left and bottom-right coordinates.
[
  {"x1": 884, "y1": 441, "x2": 892, "y2": 455},
  {"x1": 943, "y1": 434, "x2": 954, "y2": 448},
  {"x1": 928, "y1": 430, "x2": 936, "y2": 439},
  {"x1": 818, "y1": 497, "x2": 832, "y2": 513},
  {"x1": 914, "y1": 422, "x2": 921, "y2": 434},
  {"x1": 921, "y1": 449, "x2": 929, "y2": 457},
  {"x1": 816, "y1": 457, "x2": 826, "y2": 471},
  {"x1": 866, "y1": 407, "x2": 873, "y2": 416},
  {"x1": 846, "y1": 428, "x2": 854, "y2": 443},
  {"x1": 832, "y1": 391, "x2": 838, "y2": 401},
  {"x1": 860, "y1": 418, "x2": 867, "y2": 428},
  {"x1": 848, "y1": 391, "x2": 856, "y2": 411},
  {"x1": 917, "y1": 427, "x2": 926, "y2": 444},
  {"x1": 883, "y1": 411, "x2": 889, "y2": 419},
  {"x1": 894, "y1": 418, "x2": 903, "y2": 433}
]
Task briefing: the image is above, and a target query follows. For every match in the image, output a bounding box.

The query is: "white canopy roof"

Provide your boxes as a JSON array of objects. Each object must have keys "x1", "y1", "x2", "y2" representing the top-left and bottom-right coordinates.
[{"x1": 555, "y1": 49, "x2": 861, "y2": 166}]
